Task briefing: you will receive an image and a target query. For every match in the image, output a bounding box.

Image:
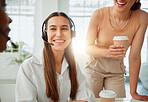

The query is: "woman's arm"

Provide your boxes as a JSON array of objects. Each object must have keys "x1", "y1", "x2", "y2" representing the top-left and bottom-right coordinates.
[
  {"x1": 129, "y1": 10, "x2": 148, "y2": 101},
  {"x1": 86, "y1": 9, "x2": 108, "y2": 58},
  {"x1": 86, "y1": 9, "x2": 125, "y2": 58}
]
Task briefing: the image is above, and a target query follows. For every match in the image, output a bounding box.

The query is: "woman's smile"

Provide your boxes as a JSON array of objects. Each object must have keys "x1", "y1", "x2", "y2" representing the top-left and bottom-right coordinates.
[
  {"x1": 53, "y1": 39, "x2": 65, "y2": 45},
  {"x1": 116, "y1": 0, "x2": 127, "y2": 7}
]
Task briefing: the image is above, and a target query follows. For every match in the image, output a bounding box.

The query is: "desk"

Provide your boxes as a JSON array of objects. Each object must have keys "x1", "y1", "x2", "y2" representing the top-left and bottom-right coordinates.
[{"x1": 95, "y1": 98, "x2": 146, "y2": 102}]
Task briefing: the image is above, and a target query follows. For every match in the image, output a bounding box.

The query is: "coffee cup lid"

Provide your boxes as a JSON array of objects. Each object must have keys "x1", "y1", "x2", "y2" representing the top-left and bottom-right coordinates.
[
  {"x1": 99, "y1": 90, "x2": 116, "y2": 98},
  {"x1": 113, "y1": 36, "x2": 128, "y2": 41}
]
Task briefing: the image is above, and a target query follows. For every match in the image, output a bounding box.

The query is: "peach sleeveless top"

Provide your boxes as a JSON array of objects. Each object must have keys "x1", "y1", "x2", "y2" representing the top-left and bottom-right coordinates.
[{"x1": 96, "y1": 7, "x2": 140, "y2": 48}]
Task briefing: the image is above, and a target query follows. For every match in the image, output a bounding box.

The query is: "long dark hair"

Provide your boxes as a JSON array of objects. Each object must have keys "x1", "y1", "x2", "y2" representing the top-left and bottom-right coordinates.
[
  {"x1": 131, "y1": 0, "x2": 141, "y2": 10},
  {"x1": 43, "y1": 12, "x2": 78, "y2": 102}
]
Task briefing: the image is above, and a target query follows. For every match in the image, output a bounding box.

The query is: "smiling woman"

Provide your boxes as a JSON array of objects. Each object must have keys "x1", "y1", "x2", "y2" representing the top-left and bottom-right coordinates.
[
  {"x1": 69, "y1": 0, "x2": 148, "y2": 82},
  {"x1": 15, "y1": 12, "x2": 95, "y2": 102},
  {"x1": 83, "y1": 0, "x2": 148, "y2": 101}
]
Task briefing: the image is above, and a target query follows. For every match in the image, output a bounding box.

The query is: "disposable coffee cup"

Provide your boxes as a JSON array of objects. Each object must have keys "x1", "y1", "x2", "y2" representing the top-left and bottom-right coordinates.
[
  {"x1": 113, "y1": 36, "x2": 129, "y2": 56},
  {"x1": 99, "y1": 90, "x2": 116, "y2": 102}
]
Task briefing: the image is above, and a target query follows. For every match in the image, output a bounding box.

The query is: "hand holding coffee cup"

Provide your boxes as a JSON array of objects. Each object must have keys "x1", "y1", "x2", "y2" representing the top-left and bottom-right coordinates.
[
  {"x1": 99, "y1": 90, "x2": 116, "y2": 102},
  {"x1": 113, "y1": 36, "x2": 129, "y2": 57}
]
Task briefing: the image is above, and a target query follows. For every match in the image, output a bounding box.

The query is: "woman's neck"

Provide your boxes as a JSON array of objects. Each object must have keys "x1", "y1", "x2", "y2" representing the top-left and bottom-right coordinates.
[
  {"x1": 53, "y1": 50, "x2": 64, "y2": 74},
  {"x1": 54, "y1": 51, "x2": 64, "y2": 64},
  {"x1": 112, "y1": 7, "x2": 131, "y2": 21}
]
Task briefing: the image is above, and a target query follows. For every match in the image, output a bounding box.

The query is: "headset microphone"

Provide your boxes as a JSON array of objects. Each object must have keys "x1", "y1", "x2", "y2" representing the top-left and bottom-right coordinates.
[
  {"x1": 42, "y1": 36, "x2": 54, "y2": 46},
  {"x1": 0, "y1": 27, "x2": 17, "y2": 49},
  {"x1": 45, "y1": 42, "x2": 54, "y2": 46}
]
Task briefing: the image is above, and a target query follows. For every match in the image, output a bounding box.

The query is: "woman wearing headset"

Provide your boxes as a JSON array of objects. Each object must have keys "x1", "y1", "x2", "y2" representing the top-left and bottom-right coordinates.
[
  {"x1": 84, "y1": 0, "x2": 148, "y2": 101},
  {"x1": 16, "y1": 12, "x2": 95, "y2": 102}
]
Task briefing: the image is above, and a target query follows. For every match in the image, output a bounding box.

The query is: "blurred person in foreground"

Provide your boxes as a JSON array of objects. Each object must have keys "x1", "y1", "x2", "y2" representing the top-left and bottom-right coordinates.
[{"x1": 0, "y1": 0, "x2": 12, "y2": 52}]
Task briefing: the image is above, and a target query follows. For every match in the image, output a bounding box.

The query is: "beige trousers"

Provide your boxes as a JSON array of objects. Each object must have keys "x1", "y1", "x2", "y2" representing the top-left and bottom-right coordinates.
[{"x1": 84, "y1": 56, "x2": 126, "y2": 98}]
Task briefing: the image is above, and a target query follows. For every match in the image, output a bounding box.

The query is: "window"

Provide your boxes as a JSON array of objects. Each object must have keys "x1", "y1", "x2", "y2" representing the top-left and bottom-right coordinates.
[
  {"x1": 69, "y1": 0, "x2": 113, "y2": 72},
  {"x1": 69, "y1": 0, "x2": 113, "y2": 54},
  {"x1": 69, "y1": 0, "x2": 148, "y2": 74},
  {"x1": 5, "y1": 0, "x2": 35, "y2": 53}
]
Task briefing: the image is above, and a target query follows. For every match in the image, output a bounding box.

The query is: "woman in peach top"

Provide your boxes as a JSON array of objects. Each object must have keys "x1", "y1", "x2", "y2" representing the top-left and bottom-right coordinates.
[{"x1": 84, "y1": 0, "x2": 148, "y2": 101}]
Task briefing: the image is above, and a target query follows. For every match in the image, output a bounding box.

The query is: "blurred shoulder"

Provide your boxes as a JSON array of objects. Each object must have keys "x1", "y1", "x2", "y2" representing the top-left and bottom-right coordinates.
[
  {"x1": 21, "y1": 57, "x2": 33, "y2": 66},
  {"x1": 92, "y1": 7, "x2": 108, "y2": 17},
  {"x1": 19, "y1": 57, "x2": 34, "y2": 71},
  {"x1": 90, "y1": 7, "x2": 109, "y2": 25},
  {"x1": 19, "y1": 53, "x2": 43, "y2": 72},
  {"x1": 139, "y1": 9, "x2": 148, "y2": 18},
  {"x1": 139, "y1": 9, "x2": 148, "y2": 25}
]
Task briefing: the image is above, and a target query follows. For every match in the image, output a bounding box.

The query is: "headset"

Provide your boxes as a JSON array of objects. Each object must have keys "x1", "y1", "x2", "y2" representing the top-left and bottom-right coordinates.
[
  {"x1": 42, "y1": 16, "x2": 76, "y2": 46},
  {"x1": 0, "y1": 27, "x2": 17, "y2": 49}
]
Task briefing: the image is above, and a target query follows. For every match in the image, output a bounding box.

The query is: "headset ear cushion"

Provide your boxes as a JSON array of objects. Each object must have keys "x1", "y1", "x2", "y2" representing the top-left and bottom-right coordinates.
[
  {"x1": 71, "y1": 30, "x2": 76, "y2": 38},
  {"x1": 42, "y1": 31, "x2": 48, "y2": 42}
]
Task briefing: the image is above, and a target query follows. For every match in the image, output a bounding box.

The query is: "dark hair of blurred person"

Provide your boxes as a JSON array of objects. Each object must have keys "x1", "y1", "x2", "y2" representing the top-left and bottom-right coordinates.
[{"x1": 0, "y1": 0, "x2": 12, "y2": 52}]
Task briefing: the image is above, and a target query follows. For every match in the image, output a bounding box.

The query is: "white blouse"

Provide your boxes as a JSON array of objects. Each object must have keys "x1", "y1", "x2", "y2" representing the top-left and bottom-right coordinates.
[{"x1": 15, "y1": 52, "x2": 95, "y2": 102}]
